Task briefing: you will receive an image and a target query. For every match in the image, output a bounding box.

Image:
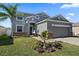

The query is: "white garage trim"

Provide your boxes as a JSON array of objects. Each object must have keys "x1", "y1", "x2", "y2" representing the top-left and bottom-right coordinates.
[{"x1": 52, "y1": 24, "x2": 71, "y2": 27}]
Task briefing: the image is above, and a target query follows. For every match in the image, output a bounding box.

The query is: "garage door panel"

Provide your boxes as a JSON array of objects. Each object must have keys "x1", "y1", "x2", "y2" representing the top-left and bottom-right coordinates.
[{"x1": 49, "y1": 27, "x2": 69, "y2": 37}]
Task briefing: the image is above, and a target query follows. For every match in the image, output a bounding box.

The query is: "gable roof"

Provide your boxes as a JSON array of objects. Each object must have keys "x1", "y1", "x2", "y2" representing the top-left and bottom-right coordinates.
[
  {"x1": 49, "y1": 15, "x2": 69, "y2": 22},
  {"x1": 25, "y1": 12, "x2": 50, "y2": 22},
  {"x1": 35, "y1": 12, "x2": 50, "y2": 22},
  {"x1": 36, "y1": 15, "x2": 71, "y2": 24}
]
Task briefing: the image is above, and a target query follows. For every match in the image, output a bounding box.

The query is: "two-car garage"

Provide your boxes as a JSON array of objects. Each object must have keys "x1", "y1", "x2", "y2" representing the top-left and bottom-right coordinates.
[{"x1": 37, "y1": 17, "x2": 72, "y2": 38}]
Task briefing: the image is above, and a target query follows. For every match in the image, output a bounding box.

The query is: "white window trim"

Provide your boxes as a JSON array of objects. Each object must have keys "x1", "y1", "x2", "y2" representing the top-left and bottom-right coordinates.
[
  {"x1": 16, "y1": 16, "x2": 24, "y2": 21},
  {"x1": 16, "y1": 25, "x2": 24, "y2": 32},
  {"x1": 25, "y1": 16, "x2": 36, "y2": 23}
]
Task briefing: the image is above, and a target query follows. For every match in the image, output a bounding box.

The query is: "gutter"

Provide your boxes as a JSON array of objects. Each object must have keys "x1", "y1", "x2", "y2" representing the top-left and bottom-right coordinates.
[{"x1": 36, "y1": 19, "x2": 72, "y2": 25}]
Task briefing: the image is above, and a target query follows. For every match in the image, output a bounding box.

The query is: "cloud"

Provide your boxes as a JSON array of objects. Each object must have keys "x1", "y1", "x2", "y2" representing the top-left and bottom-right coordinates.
[
  {"x1": 66, "y1": 17, "x2": 70, "y2": 19},
  {"x1": 43, "y1": 10, "x2": 47, "y2": 13},
  {"x1": 68, "y1": 13, "x2": 75, "y2": 16},
  {"x1": 60, "y1": 3, "x2": 79, "y2": 8}
]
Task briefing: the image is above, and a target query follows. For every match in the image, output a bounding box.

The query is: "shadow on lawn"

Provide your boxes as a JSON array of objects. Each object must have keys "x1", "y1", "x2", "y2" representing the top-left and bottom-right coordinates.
[{"x1": 0, "y1": 36, "x2": 14, "y2": 46}]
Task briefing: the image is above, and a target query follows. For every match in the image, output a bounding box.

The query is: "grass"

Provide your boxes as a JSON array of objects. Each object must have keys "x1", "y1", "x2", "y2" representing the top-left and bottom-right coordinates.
[{"x1": 0, "y1": 37, "x2": 79, "y2": 56}]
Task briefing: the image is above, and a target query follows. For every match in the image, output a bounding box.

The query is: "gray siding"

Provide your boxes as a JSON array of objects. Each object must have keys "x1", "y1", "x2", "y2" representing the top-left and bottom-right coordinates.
[
  {"x1": 37, "y1": 22, "x2": 47, "y2": 35},
  {"x1": 37, "y1": 21, "x2": 72, "y2": 38},
  {"x1": 12, "y1": 16, "x2": 29, "y2": 35},
  {"x1": 24, "y1": 23, "x2": 29, "y2": 34}
]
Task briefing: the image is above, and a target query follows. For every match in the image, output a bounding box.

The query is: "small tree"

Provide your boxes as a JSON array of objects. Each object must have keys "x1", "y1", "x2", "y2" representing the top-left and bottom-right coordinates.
[{"x1": 41, "y1": 31, "x2": 48, "y2": 49}]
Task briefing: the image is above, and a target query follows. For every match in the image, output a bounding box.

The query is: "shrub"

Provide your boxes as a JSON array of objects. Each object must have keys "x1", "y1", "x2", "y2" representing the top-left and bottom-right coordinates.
[
  {"x1": 45, "y1": 42, "x2": 53, "y2": 49},
  {"x1": 41, "y1": 31, "x2": 48, "y2": 39},
  {"x1": 0, "y1": 34, "x2": 13, "y2": 45},
  {"x1": 35, "y1": 47, "x2": 45, "y2": 53},
  {"x1": 33, "y1": 41, "x2": 45, "y2": 53},
  {"x1": 47, "y1": 47, "x2": 56, "y2": 53},
  {"x1": 52, "y1": 41, "x2": 62, "y2": 49},
  {"x1": 34, "y1": 41, "x2": 43, "y2": 50},
  {"x1": 0, "y1": 34, "x2": 9, "y2": 40}
]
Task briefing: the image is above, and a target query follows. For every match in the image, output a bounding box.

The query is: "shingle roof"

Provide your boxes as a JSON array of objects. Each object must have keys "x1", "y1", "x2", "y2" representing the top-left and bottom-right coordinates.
[
  {"x1": 16, "y1": 12, "x2": 70, "y2": 22},
  {"x1": 35, "y1": 12, "x2": 50, "y2": 22},
  {"x1": 49, "y1": 15, "x2": 69, "y2": 22}
]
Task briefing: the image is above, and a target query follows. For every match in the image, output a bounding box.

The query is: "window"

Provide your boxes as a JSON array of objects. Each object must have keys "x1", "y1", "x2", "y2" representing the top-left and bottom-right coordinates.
[
  {"x1": 31, "y1": 17, "x2": 34, "y2": 21},
  {"x1": 35, "y1": 16, "x2": 39, "y2": 19},
  {"x1": 16, "y1": 16, "x2": 23, "y2": 21},
  {"x1": 16, "y1": 25, "x2": 23, "y2": 32}
]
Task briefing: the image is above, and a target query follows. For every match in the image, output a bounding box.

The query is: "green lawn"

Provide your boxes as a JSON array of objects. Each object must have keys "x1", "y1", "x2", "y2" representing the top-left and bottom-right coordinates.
[{"x1": 0, "y1": 37, "x2": 79, "y2": 56}]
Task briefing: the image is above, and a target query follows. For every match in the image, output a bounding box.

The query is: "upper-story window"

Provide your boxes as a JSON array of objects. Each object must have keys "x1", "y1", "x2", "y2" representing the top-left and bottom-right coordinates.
[
  {"x1": 31, "y1": 17, "x2": 34, "y2": 21},
  {"x1": 16, "y1": 16, "x2": 24, "y2": 21},
  {"x1": 35, "y1": 15, "x2": 39, "y2": 19}
]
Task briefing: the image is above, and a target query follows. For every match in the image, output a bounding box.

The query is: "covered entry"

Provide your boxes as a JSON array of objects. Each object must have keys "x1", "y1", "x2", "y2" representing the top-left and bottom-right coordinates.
[{"x1": 30, "y1": 23, "x2": 36, "y2": 35}]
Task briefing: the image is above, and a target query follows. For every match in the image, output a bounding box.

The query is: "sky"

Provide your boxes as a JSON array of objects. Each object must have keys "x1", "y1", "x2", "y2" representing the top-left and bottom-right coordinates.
[{"x1": 0, "y1": 3, "x2": 79, "y2": 28}]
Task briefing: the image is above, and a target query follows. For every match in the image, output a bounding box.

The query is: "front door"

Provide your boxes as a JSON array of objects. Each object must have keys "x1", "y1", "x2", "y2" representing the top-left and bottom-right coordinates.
[
  {"x1": 30, "y1": 26, "x2": 32, "y2": 35},
  {"x1": 29, "y1": 23, "x2": 36, "y2": 35}
]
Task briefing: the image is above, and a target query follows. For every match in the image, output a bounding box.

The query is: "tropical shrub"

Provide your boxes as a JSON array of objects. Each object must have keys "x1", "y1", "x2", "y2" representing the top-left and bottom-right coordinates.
[
  {"x1": 47, "y1": 47, "x2": 56, "y2": 53},
  {"x1": 33, "y1": 41, "x2": 45, "y2": 53},
  {"x1": 45, "y1": 42, "x2": 53, "y2": 49},
  {"x1": 35, "y1": 47, "x2": 45, "y2": 53},
  {"x1": 34, "y1": 41, "x2": 43, "y2": 50},
  {"x1": 41, "y1": 31, "x2": 48, "y2": 49},
  {"x1": 52, "y1": 41, "x2": 62, "y2": 49}
]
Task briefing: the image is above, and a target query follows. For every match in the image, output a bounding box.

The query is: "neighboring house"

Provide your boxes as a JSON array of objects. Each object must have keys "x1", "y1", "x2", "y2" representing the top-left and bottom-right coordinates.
[
  {"x1": 72, "y1": 23, "x2": 79, "y2": 36},
  {"x1": 6, "y1": 28, "x2": 11, "y2": 36},
  {"x1": 0, "y1": 26, "x2": 6, "y2": 35},
  {"x1": 12, "y1": 12, "x2": 72, "y2": 38},
  {"x1": 0, "y1": 25, "x2": 11, "y2": 36}
]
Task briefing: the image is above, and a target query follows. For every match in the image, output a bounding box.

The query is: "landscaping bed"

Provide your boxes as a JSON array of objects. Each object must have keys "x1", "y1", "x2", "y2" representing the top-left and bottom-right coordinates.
[{"x1": 33, "y1": 41, "x2": 62, "y2": 53}]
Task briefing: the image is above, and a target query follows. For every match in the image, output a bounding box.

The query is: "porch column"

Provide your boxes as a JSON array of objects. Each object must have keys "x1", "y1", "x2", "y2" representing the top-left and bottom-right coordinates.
[{"x1": 28, "y1": 21, "x2": 30, "y2": 35}]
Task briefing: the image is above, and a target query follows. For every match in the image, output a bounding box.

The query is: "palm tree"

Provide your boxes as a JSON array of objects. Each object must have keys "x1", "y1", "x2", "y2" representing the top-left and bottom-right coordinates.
[{"x1": 0, "y1": 3, "x2": 18, "y2": 36}]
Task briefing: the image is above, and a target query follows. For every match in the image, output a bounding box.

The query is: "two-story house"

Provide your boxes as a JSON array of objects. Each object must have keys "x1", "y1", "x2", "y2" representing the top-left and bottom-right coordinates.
[{"x1": 12, "y1": 12, "x2": 72, "y2": 38}]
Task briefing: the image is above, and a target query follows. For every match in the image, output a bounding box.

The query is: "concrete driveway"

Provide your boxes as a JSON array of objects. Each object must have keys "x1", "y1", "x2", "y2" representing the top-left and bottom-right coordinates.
[
  {"x1": 33, "y1": 36, "x2": 79, "y2": 46},
  {"x1": 53, "y1": 37, "x2": 79, "y2": 46}
]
